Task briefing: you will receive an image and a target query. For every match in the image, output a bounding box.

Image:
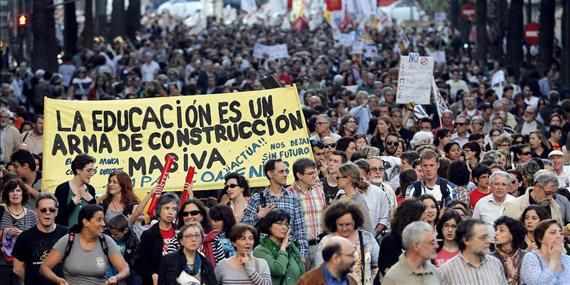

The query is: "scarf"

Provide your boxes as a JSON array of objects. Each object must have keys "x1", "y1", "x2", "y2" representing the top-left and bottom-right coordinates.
[
  {"x1": 497, "y1": 247, "x2": 522, "y2": 285},
  {"x1": 183, "y1": 253, "x2": 202, "y2": 276},
  {"x1": 202, "y1": 230, "x2": 219, "y2": 267},
  {"x1": 259, "y1": 236, "x2": 304, "y2": 275}
]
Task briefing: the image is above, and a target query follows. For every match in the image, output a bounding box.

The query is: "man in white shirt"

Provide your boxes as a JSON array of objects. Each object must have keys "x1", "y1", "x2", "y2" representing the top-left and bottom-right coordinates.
[
  {"x1": 310, "y1": 115, "x2": 341, "y2": 142},
  {"x1": 523, "y1": 84, "x2": 539, "y2": 107},
  {"x1": 472, "y1": 171, "x2": 515, "y2": 237},
  {"x1": 140, "y1": 53, "x2": 160, "y2": 82},
  {"x1": 549, "y1": 150, "x2": 570, "y2": 189},
  {"x1": 516, "y1": 106, "x2": 544, "y2": 135},
  {"x1": 445, "y1": 69, "x2": 469, "y2": 101}
]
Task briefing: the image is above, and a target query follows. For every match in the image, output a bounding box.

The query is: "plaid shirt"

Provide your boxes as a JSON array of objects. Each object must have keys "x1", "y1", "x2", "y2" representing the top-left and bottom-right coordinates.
[
  {"x1": 287, "y1": 182, "x2": 327, "y2": 242},
  {"x1": 241, "y1": 187, "x2": 308, "y2": 257}
]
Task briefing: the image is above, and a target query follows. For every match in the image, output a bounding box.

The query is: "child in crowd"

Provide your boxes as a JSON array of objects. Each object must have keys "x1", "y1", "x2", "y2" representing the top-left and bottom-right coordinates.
[{"x1": 107, "y1": 214, "x2": 141, "y2": 285}]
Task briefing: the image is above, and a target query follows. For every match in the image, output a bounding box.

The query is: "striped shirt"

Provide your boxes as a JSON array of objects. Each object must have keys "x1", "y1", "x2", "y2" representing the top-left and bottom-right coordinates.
[
  {"x1": 241, "y1": 187, "x2": 309, "y2": 257},
  {"x1": 287, "y1": 182, "x2": 327, "y2": 241},
  {"x1": 437, "y1": 253, "x2": 508, "y2": 285}
]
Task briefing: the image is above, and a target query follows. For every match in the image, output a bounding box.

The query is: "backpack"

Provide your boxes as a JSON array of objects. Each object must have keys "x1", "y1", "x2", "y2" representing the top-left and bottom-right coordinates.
[
  {"x1": 62, "y1": 232, "x2": 109, "y2": 263},
  {"x1": 412, "y1": 178, "x2": 449, "y2": 207}
]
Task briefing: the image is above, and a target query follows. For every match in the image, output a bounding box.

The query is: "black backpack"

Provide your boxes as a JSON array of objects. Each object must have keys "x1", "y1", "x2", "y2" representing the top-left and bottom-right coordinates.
[
  {"x1": 62, "y1": 232, "x2": 109, "y2": 263},
  {"x1": 412, "y1": 178, "x2": 449, "y2": 207}
]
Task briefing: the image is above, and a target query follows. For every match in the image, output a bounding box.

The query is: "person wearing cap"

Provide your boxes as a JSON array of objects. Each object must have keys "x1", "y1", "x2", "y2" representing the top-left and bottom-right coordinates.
[{"x1": 549, "y1": 150, "x2": 570, "y2": 189}]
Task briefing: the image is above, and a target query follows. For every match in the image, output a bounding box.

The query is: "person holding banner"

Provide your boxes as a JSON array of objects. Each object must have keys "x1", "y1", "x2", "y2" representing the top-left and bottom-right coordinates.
[
  {"x1": 135, "y1": 193, "x2": 180, "y2": 285},
  {"x1": 99, "y1": 170, "x2": 140, "y2": 224},
  {"x1": 54, "y1": 154, "x2": 97, "y2": 227}
]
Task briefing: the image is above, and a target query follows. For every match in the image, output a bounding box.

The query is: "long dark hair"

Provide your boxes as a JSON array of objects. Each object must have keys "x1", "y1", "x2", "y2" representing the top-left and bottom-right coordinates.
[
  {"x1": 208, "y1": 204, "x2": 236, "y2": 236},
  {"x1": 390, "y1": 199, "x2": 425, "y2": 237},
  {"x1": 436, "y1": 210, "x2": 462, "y2": 251},
  {"x1": 70, "y1": 204, "x2": 104, "y2": 233},
  {"x1": 177, "y1": 199, "x2": 211, "y2": 232}
]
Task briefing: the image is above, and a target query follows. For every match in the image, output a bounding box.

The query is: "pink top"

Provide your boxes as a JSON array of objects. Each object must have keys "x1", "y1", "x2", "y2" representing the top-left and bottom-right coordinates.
[{"x1": 434, "y1": 247, "x2": 459, "y2": 267}]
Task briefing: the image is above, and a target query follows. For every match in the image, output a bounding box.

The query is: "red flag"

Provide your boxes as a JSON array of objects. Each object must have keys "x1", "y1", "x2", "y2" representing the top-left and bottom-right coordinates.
[
  {"x1": 326, "y1": 0, "x2": 342, "y2": 11},
  {"x1": 179, "y1": 166, "x2": 196, "y2": 207},
  {"x1": 146, "y1": 155, "x2": 175, "y2": 218},
  {"x1": 293, "y1": 15, "x2": 308, "y2": 33}
]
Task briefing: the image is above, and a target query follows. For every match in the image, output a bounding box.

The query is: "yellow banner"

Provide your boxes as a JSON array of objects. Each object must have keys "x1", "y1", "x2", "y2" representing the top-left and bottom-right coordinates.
[{"x1": 43, "y1": 87, "x2": 312, "y2": 195}]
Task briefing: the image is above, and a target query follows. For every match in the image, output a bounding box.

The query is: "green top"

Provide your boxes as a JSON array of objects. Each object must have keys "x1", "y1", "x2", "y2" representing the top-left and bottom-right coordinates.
[
  {"x1": 253, "y1": 236, "x2": 304, "y2": 285},
  {"x1": 67, "y1": 190, "x2": 88, "y2": 227}
]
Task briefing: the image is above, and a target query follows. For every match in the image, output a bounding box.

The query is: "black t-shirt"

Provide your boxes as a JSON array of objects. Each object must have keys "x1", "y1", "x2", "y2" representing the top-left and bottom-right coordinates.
[
  {"x1": 12, "y1": 225, "x2": 68, "y2": 285},
  {"x1": 321, "y1": 176, "x2": 339, "y2": 205}
]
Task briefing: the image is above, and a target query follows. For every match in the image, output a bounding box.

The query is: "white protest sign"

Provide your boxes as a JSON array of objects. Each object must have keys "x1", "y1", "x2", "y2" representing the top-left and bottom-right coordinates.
[
  {"x1": 339, "y1": 32, "x2": 356, "y2": 46},
  {"x1": 434, "y1": 12, "x2": 447, "y2": 23},
  {"x1": 253, "y1": 44, "x2": 289, "y2": 60},
  {"x1": 363, "y1": 45, "x2": 378, "y2": 58},
  {"x1": 396, "y1": 53, "x2": 434, "y2": 105},
  {"x1": 351, "y1": 41, "x2": 365, "y2": 54},
  {"x1": 428, "y1": 50, "x2": 447, "y2": 64}
]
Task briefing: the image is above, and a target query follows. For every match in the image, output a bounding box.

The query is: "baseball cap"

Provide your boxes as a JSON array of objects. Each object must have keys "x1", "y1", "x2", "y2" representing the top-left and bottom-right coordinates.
[{"x1": 548, "y1": 150, "x2": 564, "y2": 157}]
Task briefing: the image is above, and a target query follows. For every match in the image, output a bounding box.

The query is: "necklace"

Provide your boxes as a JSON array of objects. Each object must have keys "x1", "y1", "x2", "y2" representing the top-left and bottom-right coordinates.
[{"x1": 7, "y1": 206, "x2": 24, "y2": 217}]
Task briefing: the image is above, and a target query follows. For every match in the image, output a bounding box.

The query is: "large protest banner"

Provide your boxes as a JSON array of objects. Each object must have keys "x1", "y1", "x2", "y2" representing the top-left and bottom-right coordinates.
[
  {"x1": 43, "y1": 87, "x2": 312, "y2": 195},
  {"x1": 395, "y1": 53, "x2": 434, "y2": 105}
]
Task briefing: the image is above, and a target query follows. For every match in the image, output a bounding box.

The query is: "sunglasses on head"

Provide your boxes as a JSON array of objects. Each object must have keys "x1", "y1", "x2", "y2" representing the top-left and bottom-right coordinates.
[
  {"x1": 182, "y1": 210, "x2": 201, "y2": 217},
  {"x1": 224, "y1": 184, "x2": 239, "y2": 190},
  {"x1": 39, "y1": 208, "x2": 57, "y2": 214}
]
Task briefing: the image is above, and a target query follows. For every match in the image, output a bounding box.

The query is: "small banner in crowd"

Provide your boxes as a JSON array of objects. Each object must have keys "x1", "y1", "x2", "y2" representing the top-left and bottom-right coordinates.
[
  {"x1": 395, "y1": 53, "x2": 434, "y2": 105},
  {"x1": 43, "y1": 87, "x2": 312, "y2": 194},
  {"x1": 253, "y1": 43, "x2": 289, "y2": 60}
]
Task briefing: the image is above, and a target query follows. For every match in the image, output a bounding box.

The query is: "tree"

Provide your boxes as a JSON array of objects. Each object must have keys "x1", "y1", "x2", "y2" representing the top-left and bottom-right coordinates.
[
  {"x1": 32, "y1": 0, "x2": 57, "y2": 72},
  {"x1": 84, "y1": 0, "x2": 94, "y2": 49},
  {"x1": 560, "y1": 0, "x2": 570, "y2": 89},
  {"x1": 110, "y1": 0, "x2": 126, "y2": 40},
  {"x1": 506, "y1": 0, "x2": 523, "y2": 80},
  {"x1": 487, "y1": 0, "x2": 507, "y2": 62},
  {"x1": 64, "y1": 0, "x2": 78, "y2": 56},
  {"x1": 95, "y1": 0, "x2": 108, "y2": 39},
  {"x1": 126, "y1": 0, "x2": 141, "y2": 42},
  {"x1": 475, "y1": 0, "x2": 487, "y2": 68},
  {"x1": 448, "y1": 0, "x2": 460, "y2": 29},
  {"x1": 538, "y1": 0, "x2": 555, "y2": 75}
]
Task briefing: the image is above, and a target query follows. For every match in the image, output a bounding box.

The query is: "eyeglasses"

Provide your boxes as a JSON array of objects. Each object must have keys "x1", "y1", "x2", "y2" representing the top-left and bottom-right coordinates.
[
  {"x1": 84, "y1": 168, "x2": 96, "y2": 175},
  {"x1": 369, "y1": 167, "x2": 384, "y2": 172},
  {"x1": 224, "y1": 184, "x2": 239, "y2": 190},
  {"x1": 338, "y1": 252, "x2": 355, "y2": 258},
  {"x1": 521, "y1": 152, "x2": 531, "y2": 155},
  {"x1": 277, "y1": 169, "x2": 290, "y2": 175},
  {"x1": 183, "y1": 234, "x2": 202, "y2": 240},
  {"x1": 455, "y1": 122, "x2": 466, "y2": 126},
  {"x1": 316, "y1": 121, "x2": 329, "y2": 125},
  {"x1": 386, "y1": 141, "x2": 399, "y2": 146},
  {"x1": 274, "y1": 221, "x2": 289, "y2": 227},
  {"x1": 182, "y1": 210, "x2": 201, "y2": 217},
  {"x1": 324, "y1": 143, "x2": 336, "y2": 149},
  {"x1": 39, "y1": 208, "x2": 57, "y2": 214}
]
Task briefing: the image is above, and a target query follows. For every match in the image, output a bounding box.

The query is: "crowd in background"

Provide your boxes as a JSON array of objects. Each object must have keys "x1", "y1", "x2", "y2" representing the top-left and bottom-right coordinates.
[{"x1": 0, "y1": 6, "x2": 569, "y2": 285}]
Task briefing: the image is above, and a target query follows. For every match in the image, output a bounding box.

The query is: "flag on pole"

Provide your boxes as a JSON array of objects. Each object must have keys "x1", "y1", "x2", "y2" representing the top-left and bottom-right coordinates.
[{"x1": 433, "y1": 79, "x2": 449, "y2": 127}]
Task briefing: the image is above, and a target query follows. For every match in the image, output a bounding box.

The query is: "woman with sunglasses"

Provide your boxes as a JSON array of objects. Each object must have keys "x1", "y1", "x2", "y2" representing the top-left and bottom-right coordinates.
[
  {"x1": 178, "y1": 199, "x2": 225, "y2": 266},
  {"x1": 158, "y1": 223, "x2": 217, "y2": 285},
  {"x1": 334, "y1": 162, "x2": 373, "y2": 232},
  {"x1": 513, "y1": 144, "x2": 533, "y2": 167},
  {"x1": 0, "y1": 178, "x2": 38, "y2": 284},
  {"x1": 218, "y1": 173, "x2": 250, "y2": 222}
]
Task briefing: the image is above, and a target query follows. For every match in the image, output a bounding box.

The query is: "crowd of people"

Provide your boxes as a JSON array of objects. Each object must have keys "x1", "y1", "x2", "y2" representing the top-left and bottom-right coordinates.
[{"x1": 0, "y1": 3, "x2": 569, "y2": 285}]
